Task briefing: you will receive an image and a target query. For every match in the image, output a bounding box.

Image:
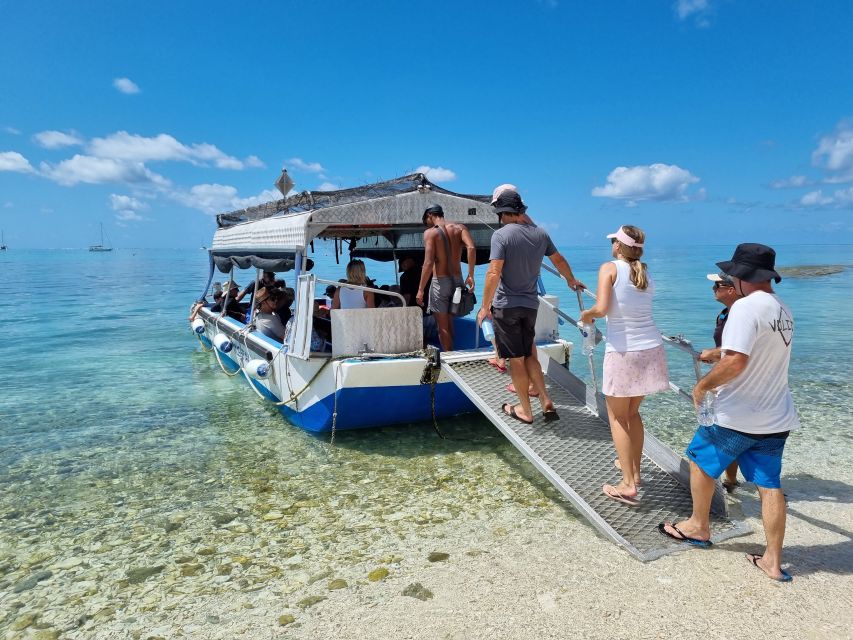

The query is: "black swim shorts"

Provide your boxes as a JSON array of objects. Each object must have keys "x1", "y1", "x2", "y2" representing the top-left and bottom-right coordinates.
[{"x1": 492, "y1": 306, "x2": 538, "y2": 359}]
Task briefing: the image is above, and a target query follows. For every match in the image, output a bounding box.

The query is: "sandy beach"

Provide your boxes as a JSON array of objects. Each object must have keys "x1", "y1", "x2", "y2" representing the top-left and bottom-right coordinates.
[{"x1": 80, "y1": 468, "x2": 852, "y2": 640}]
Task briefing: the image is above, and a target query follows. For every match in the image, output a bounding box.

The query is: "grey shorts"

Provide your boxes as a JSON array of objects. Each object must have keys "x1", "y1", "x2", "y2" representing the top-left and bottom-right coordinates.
[{"x1": 428, "y1": 275, "x2": 463, "y2": 314}]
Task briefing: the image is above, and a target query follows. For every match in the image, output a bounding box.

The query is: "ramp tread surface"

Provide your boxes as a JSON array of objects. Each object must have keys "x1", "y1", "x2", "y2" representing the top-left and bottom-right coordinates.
[{"x1": 445, "y1": 359, "x2": 744, "y2": 560}]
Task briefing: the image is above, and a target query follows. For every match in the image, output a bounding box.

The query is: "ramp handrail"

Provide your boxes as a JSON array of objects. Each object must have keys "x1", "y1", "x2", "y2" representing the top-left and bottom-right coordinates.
[{"x1": 539, "y1": 263, "x2": 703, "y2": 404}]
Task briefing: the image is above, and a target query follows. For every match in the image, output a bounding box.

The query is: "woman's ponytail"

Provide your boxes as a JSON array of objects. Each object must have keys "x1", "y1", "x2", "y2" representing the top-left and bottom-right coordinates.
[{"x1": 618, "y1": 225, "x2": 649, "y2": 290}]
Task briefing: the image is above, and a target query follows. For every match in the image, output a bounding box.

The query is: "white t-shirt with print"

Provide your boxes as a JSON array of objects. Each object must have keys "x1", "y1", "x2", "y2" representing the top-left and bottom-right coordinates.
[{"x1": 714, "y1": 290, "x2": 800, "y2": 435}]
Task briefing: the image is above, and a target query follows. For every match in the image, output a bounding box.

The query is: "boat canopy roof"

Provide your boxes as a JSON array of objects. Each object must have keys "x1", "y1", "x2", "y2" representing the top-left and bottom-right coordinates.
[{"x1": 210, "y1": 173, "x2": 500, "y2": 265}]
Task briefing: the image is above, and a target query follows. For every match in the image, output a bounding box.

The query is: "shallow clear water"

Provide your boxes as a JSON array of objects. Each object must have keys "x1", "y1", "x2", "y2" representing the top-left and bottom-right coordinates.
[{"x1": 0, "y1": 245, "x2": 851, "y2": 636}]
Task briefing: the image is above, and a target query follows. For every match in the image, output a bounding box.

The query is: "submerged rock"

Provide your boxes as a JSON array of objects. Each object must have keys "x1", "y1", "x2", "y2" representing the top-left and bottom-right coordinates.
[
  {"x1": 211, "y1": 512, "x2": 238, "y2": 526},
  {"x1": 12, "y1": 570, "x2": 53, "y2": 593},
  {"x1": 53, "y1": 557, "x2": 84, "y2": 570},
  {"x1": 427, "y1": 552, "x2": 449, "y2": 562},
  {"x1": 307, "y1": 568, "x2": 333, "y2": 585},
  {"x1": 327, "y1": 579, "x2": 348, "y2": 590},
  {"x1": 777, "y1": 265, "x2": 845, "y2": 278},
  {"x1": 278, "y1": 614, "x2": 296, "y2": 626},
  {"x1": 297, "y1": 595, "x2": 326, "y2": 608},
  {"x1": 368, "y1": 567, "x2": 390, "y2": 582},
  {"x1": 402, "y1": 582, "x2": 434, "y2": 601},
  {"x1": 10, "y1": 613, "x2": 38, "y2": 631},
  {"x1": 180, "y1": 563, "x2": 204, "y2": 577},
  {"x1": 125, "y1": 565, "x2": 164, "y2": 584}
]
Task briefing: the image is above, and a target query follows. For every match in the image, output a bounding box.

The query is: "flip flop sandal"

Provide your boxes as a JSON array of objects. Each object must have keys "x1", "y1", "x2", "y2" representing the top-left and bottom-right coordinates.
[
  {"x1": 657, "y1": 522, "x2": 712, "y2": 547},
  {"x1": 501, "y1": 403, "x2": 533, "y2": 425},
  {"x1": 746, "y1": 554, "x2": 793, "y2": 582},
  {"x1": 542, "y1": 409, "x2": 559, "y2": 422},
  {"x1": 602, "y1": 483, "x2": 640, "y2": 507},
  {"x1": 488, "y1": 359, "x2": 507, "y2": 373},
  {"x1": 506, "y1": 383, "x2": 539, "y2": 397},
  {"x1": 722, "y1": 479, "x2": 740, "y2": 493}
]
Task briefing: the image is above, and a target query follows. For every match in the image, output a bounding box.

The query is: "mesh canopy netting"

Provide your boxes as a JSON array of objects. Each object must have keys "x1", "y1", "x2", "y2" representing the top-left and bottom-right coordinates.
[{"x1": 216, "y1": 173, "x2": 491, "y2": 228}]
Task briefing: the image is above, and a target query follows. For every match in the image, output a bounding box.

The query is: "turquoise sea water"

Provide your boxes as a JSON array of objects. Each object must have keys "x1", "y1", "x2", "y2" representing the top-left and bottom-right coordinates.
[{"x1": 0, "y1": 245, "x2": 851, "y2": 636}]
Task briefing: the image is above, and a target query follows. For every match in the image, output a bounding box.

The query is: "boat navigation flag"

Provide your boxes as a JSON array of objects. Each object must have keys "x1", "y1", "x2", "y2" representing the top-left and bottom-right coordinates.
[{"x1": 275, "y1": 169, "x2": 294, "y2": 197}]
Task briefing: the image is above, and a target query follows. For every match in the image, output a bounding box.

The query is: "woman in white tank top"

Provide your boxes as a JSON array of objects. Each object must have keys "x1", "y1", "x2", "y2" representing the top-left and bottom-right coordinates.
[
  {"x1": 580, "y1": 225, "x2": 669, "y2": 507},
  {"x1": 332, "y1": 259, "x2": 375, "y2": 310}
]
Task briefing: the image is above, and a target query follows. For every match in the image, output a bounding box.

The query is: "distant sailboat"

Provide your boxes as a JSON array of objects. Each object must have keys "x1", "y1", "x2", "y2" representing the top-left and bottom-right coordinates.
[
  {"x1": 89, "y1": 223, "x2": 113, "y2": 252},
  {"x1": 0, "y1": 230, "x2": 6, "y2": 251}
]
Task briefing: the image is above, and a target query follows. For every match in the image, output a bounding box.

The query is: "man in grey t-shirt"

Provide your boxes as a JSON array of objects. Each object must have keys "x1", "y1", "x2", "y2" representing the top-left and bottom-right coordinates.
[{"x1": 478, "y1": 187, "x2": 584, "y2": 425}]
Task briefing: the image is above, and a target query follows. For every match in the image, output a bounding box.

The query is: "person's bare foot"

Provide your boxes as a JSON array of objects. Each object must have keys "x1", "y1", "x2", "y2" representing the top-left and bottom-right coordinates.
[
  {"x1": 613, "y1": 458, "x2": 642, "y2": 486},
  {"x1": 603, "y1": 482, "x2": 639, "y2": 506},
  {"x1": 501, "y1": 403, "x2": 533, "y2": 424},
  {"x1": 746, "y1": 554, "x2": 792, "y2": 582},
  {"x1": 669, "y1": 519, "x2": 710, "y2": 542}
]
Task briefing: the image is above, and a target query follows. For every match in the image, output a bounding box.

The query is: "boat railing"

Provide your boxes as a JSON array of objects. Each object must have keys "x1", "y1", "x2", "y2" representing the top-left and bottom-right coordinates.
[
  {"x1": 314, "y1": 277, "x2": 407, "y2": 307},
  {"x1": 539, "y1": 262, "x2": 702, "y2": 403}
]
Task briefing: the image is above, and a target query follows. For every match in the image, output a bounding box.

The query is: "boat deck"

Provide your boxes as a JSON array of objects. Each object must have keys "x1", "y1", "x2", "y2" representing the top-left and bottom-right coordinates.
[{"x1": 441, "y1": 353, "x2": 750, "y2": 561}]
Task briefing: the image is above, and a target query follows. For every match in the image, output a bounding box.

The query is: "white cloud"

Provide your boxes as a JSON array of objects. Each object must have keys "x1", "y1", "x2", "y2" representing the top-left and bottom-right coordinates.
[
  {"x1": 812, "y1": 121, "x2": 853, "y2": 183},
  {"x1": 591, "y1": 163, "x2": 700, "y2": 203},
  {"x1": 40, "y1": 154, "x2": 169, "y2": 187},
  {"x1": 115, "y1": 210, "x2": 144, "y2": 222},
  {"x1": 0, "y1": 151, "x2": 35, "y2": 173},
  {"x1": 172, "y1": 184, "x2": 280, "y2": 215},
  {"x1": 109, "y1": 194, "x2": 149, "y2": 213},
  {"x1": 675, "y1": 0, "x2": 708, "y2": 19},
  {"x1": 416, "y1": 165, "x2": 457, "y2": 182},
  {"x1": 3, "y1": 126, "x2": 21, "y2": 135},
  {"x1": 770, "y1": 175, "x2": 812, "y2": 189},
  {"x1": 113, "y1": 77, "x2": 140, "y2": 94},
  {"x1": 316, "y1": 182, "x2": 341, "y2": 191},
  {"x1": 244, "y1": 155, "x2": 265, "y2": 168},
  {"x1": 288, "y1": 157, "x2": 325, "y2": 173},
  {"x1": 88, "y1": 131, "x2": 252, "y2": 170},
  {"x1": 800, "y1": 187, "x2": 853, "y2": 208},
  {"x1": 33, "y1": 130, "x2": 84, "y2": 149}
]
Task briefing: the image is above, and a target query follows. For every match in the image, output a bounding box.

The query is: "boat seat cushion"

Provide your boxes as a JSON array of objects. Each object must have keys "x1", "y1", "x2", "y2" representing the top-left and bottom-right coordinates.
[{"x1": 331, "y1": 306, "x2": 423, "y2": 357}]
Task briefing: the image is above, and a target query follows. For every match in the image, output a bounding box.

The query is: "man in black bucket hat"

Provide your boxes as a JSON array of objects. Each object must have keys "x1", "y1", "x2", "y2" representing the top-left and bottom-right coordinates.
[{"x1": 658, "y1": 243, "x2": 800, "y2": 582}]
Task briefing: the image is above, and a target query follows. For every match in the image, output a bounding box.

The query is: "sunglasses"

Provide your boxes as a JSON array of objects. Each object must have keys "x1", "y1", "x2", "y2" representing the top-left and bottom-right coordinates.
[{"x1": 713, "y1": 282, "x2": 734, "y2": 290}]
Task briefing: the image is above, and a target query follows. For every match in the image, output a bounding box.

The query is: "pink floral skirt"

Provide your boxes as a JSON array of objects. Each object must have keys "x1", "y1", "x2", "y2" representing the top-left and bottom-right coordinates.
[{"x1": 602, "y1": 345, "x2": 670, "y2": 398}]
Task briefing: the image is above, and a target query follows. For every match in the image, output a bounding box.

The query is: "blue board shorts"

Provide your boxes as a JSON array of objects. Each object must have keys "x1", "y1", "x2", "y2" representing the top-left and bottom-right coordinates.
[{"x1": 686, "y1": 425, "x2": 790, "y2": 489}]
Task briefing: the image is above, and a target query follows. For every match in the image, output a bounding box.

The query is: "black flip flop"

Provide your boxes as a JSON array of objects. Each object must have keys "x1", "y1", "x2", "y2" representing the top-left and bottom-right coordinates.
[
  {"x1": 746, "y1": 554, "x2": 792, "y2": 582},
  {"x1": 501, "y1": 403, "x2": 533, "y2": 425},
  {"x1": 658, "y1": 522, "x2": 712, "y2": 548},
  {"x1": 542, "y1": 409, "x2": 559, "y2": 422}
]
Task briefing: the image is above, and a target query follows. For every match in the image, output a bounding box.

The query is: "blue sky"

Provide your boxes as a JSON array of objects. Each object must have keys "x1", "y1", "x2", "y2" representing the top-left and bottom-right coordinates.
[{"x1": 1, "y1": 0, "x2": 852, "y2": 249}]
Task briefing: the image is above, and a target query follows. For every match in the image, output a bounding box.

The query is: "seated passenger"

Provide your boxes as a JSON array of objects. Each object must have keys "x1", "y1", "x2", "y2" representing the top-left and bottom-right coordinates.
[
  {"x1": 190, "y1": 290, "x2": 224, "y2": 321},
  {"x1": 236, "y1": 271, "x2": 276, "y2": 303},
  {"x1": 253, "y1": 287, "x2": 286, "y2": 342},
  {"x1": 332, "y1": 259, "x2": 375, "y2": 310},
  {"x1": 377, "y1": 284, "x2": 403, "y2": 308},
  {"x1": 219, "y1": 281, "x2": 247, "y2": 321},
  {"x1": 275, "y1": 287, "x2": 295, "y2": 325}
]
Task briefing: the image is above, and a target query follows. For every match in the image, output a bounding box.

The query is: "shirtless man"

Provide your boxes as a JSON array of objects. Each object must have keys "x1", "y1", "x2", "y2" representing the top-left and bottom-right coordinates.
[{"x1": 416, "y1": 204, "x2": 476, "y2": 351}]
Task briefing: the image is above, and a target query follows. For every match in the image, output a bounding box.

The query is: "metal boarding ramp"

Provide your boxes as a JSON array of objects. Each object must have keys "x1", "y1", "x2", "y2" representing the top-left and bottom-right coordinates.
[{"x1": 441, "y1": 281, "x2": 750, "y2": 561}]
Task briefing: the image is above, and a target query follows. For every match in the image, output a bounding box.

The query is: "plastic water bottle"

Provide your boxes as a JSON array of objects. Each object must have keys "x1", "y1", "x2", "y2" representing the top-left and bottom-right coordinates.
[
  {"x1": 578, "y1": 321, "x2": 595, "y2": 356},
  {"x1": 452, "y1": 286, "x2": 462, "y2": 304},
  {"x1": 697, "y1": 391, "x2": 716, "y2": 426},
  {"x1": 482, "y1": 318, "x2": 495, "y2": 341}
]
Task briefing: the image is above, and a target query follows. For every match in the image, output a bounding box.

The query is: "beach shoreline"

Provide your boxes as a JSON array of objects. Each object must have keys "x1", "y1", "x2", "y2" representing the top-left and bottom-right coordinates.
[{"x1": 87, "y1": 479, "x2": 852, "y2": 640}]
